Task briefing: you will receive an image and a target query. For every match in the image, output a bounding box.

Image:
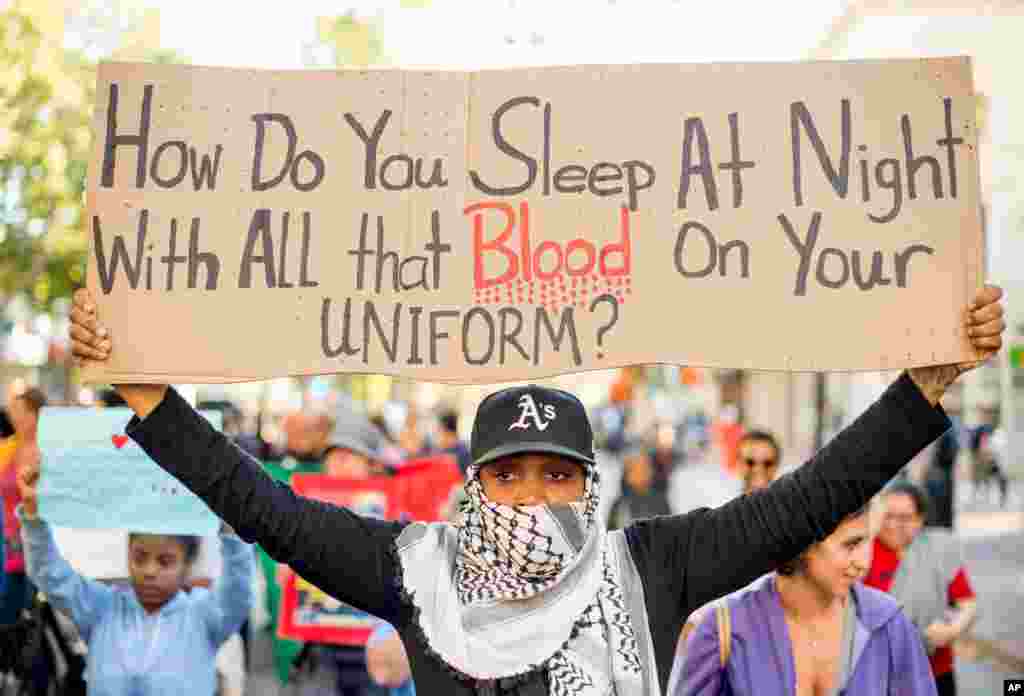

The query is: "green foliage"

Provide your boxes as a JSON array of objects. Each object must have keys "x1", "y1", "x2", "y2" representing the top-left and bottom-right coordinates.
[
  {"x1": 0, "y1": 9, "x2": 186, "y2": 315},
  {"x1": 321, "y1": 12, "x2": 387, "y2": 67},
  {"x1": 0, "y1": 10, "x2": 95, "y2": 313}
]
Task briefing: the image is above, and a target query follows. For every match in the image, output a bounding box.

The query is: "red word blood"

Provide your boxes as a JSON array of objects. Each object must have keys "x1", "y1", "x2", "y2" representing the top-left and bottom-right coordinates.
[{"x1": 465, "y1": 201, "x2": 631, "y2": 290}]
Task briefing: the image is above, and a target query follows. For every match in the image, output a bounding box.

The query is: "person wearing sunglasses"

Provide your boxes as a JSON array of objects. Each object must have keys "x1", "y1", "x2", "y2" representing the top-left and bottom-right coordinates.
[
  {"x1": 735, "y1": 430, "x2": 782, "y2": 496},
  {"x1": 667, "y1": 428, "x2": 784, "y2": 688}
]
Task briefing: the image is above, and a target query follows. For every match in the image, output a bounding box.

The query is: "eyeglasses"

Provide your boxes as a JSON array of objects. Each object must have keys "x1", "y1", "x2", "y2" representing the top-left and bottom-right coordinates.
[{"x1": 743, "y1": 458, "x2": 777, "y2": 468}]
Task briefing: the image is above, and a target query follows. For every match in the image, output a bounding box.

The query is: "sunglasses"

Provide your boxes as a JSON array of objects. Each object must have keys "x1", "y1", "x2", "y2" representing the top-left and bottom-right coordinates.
[
  {"x1": 884, "y1": 513, "x2": 919, "y2": 524},
  {"x1": 742, "y1": 457, "x2": 777, "y2": 468}
]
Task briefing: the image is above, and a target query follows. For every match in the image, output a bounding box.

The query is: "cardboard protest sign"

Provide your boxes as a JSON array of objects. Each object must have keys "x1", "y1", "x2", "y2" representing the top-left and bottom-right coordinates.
[
  {"x1": 37, "y1": 407, "x2": 222, "y2": 535},
  {"x1": 83, "y1": 57, "x2": 983, "y2": 385}
]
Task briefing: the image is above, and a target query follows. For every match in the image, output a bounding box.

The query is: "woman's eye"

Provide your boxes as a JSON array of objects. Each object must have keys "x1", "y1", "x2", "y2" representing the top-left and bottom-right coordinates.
[
  {"x1": 548, "y1": 472, "x2": 571, "y2": 481},
  {"x1": 494, "y1": 471, "x2": 515, "y2": 482}
]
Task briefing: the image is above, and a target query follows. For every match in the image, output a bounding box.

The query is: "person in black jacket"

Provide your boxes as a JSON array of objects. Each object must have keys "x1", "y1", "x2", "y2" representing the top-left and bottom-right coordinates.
[{"x1": 66, "y1": 285, "x2": 1005, "y2": 696}]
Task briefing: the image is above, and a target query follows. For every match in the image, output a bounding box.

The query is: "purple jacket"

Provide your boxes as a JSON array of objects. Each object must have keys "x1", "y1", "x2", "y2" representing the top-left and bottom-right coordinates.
[{"x1": 675, "y1": 575, "x2": 937, "y2": 696}]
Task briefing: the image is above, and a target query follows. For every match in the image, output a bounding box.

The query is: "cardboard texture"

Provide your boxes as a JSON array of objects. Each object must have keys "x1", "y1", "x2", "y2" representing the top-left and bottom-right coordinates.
[{"x1": 82, "y1": 58, "x2": 983, "y2": 385}]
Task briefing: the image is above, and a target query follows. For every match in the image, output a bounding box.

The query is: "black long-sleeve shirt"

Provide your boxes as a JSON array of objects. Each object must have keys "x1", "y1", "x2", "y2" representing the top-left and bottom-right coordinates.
[{"x1": 127, "y1": 372, "x2": 949, "y2": 694}]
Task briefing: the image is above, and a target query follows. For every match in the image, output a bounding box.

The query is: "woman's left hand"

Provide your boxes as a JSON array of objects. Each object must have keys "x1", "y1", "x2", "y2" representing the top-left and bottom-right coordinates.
[{"x1": 909, "y1": 284, "x2": 1005, "y2": 405}]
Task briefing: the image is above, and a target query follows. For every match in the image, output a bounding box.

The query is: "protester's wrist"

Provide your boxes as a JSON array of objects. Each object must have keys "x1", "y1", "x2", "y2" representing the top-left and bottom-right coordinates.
[
  {"x1": 905, "y1": 367, "x2": 950, "y2": 407},
  {"x1": 114, "y1": 383, "x2": 169, "y2": 420}
]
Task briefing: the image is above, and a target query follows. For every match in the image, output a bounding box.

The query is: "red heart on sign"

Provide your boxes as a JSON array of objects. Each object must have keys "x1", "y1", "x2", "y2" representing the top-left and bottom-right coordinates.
[{"x1": 112, "y1": 434, "x2": 129, "y2": 449}]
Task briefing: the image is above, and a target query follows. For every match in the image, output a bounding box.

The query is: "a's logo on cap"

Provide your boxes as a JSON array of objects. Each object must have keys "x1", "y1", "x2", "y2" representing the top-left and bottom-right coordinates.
[{"x1": 508, "y1": 394, "x2": 556, "y2": 432}]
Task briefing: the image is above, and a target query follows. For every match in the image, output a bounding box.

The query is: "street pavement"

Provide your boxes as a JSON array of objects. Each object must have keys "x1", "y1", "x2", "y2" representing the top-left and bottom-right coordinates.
[{"x1": 953, "y1": 477, "x2": 1024, "y2": 693}]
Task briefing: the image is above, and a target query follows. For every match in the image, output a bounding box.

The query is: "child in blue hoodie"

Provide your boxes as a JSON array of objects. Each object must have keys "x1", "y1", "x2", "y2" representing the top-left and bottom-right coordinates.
[{"x1": 15, "y1": 443, "x2": 253, "y2": 696}]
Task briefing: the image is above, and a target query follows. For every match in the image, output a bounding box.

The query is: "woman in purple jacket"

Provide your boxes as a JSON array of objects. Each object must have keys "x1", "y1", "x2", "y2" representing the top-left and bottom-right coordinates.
[{"x1": 674, "y1": 505, "x2": 937, "y2": 696}]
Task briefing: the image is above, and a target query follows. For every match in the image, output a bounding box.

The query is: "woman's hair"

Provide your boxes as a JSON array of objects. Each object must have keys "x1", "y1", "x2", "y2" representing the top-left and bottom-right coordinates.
[
  {"x1": 776, "y1": 554, "x2": 803, "y2": 576},
  {"x1": 128, "y1": 533, "x2": 201, "y2": 565},
  {"x1": 775, "y1": 503, "x2": 870, "y2": 576},
  {"x1": 883, "y1": 480, "x2": 930, "y2": 518}
]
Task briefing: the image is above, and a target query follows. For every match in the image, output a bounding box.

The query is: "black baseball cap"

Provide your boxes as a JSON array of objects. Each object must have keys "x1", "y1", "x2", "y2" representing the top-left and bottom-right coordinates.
[{"x1": 470, "y1": 385, "x2": 596, "y2": 469}]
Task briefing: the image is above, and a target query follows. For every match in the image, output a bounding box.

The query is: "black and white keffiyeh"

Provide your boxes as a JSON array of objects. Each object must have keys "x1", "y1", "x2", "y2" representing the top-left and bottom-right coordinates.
[
  {"x1": 395, "y1": 457, "x2": 659, "y2": 696},
  {"x1": 453, "y1": 462, "x2": 600, "y2": 605}
]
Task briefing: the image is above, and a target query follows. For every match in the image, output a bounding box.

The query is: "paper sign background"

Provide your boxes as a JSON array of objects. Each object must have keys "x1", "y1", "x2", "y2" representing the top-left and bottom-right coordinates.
[{"x1": 37, "y1": 407, "x2": 222, "y2": 535}]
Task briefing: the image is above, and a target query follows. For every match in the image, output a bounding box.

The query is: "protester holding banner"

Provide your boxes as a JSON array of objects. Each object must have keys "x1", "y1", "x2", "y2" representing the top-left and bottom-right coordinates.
[
  {"x1": 0, "y1": 388, "x2": 54, "y2": 694},
  {"x1": 0, "y1": 386, "x2": 46, "y2": 625},
  {"x1": 67, "y1": 284, "x2": 1004, "y2": 695},
  {"x1": 0, "y1": 413, "x2": 16, "y2": 597},
  {"x1": 676, "y1": 505, "x2": 937, "y2": 695},
  {"x1": 15, "y1": 449, "x2": 255, "y2": 696}
]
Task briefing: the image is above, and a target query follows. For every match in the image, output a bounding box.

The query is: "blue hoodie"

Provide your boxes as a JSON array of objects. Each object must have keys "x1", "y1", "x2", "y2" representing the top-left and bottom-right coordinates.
[{"x1": 21, "y1": 513, "x2": 254, "y2": 696}]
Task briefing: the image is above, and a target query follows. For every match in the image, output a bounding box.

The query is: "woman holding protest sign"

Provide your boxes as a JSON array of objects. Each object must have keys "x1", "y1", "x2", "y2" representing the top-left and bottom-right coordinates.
[
  {"x1": 15, "y1": 449, "x2": 255, "y2": 696},
  {"x1": 0, "y1": 386, "x2": 46, "y2": 625},
  {"x1": 67, "y1": 284, "x2": 1004, "y2": 695}
]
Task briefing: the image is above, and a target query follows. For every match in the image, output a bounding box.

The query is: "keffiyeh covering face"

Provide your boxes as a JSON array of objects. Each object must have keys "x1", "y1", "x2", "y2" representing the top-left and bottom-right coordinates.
[
  {"x1": 453, "y1": 461, "x2": 601, "y2": 605},
  {"x1": 396, "y1": 454, "x2": 654, "y2": 696}
]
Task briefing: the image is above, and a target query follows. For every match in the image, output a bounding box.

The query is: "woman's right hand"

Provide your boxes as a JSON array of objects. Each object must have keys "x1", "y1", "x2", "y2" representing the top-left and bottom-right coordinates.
[{"x1": 70, "y1": 288, "x2": 168, "y2": 419}]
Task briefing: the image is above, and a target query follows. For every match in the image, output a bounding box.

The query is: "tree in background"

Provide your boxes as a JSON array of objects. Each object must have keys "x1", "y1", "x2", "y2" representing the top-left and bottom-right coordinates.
[
  {"x1": 316, "y1": 12, "x2": 388, "y2": 67},
  {"x1": 0, "y1": 5, "x2": 185, "y2": 318},
  {"x1": 0, "y1": 9, "x2": 94, "y2": 315}
]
